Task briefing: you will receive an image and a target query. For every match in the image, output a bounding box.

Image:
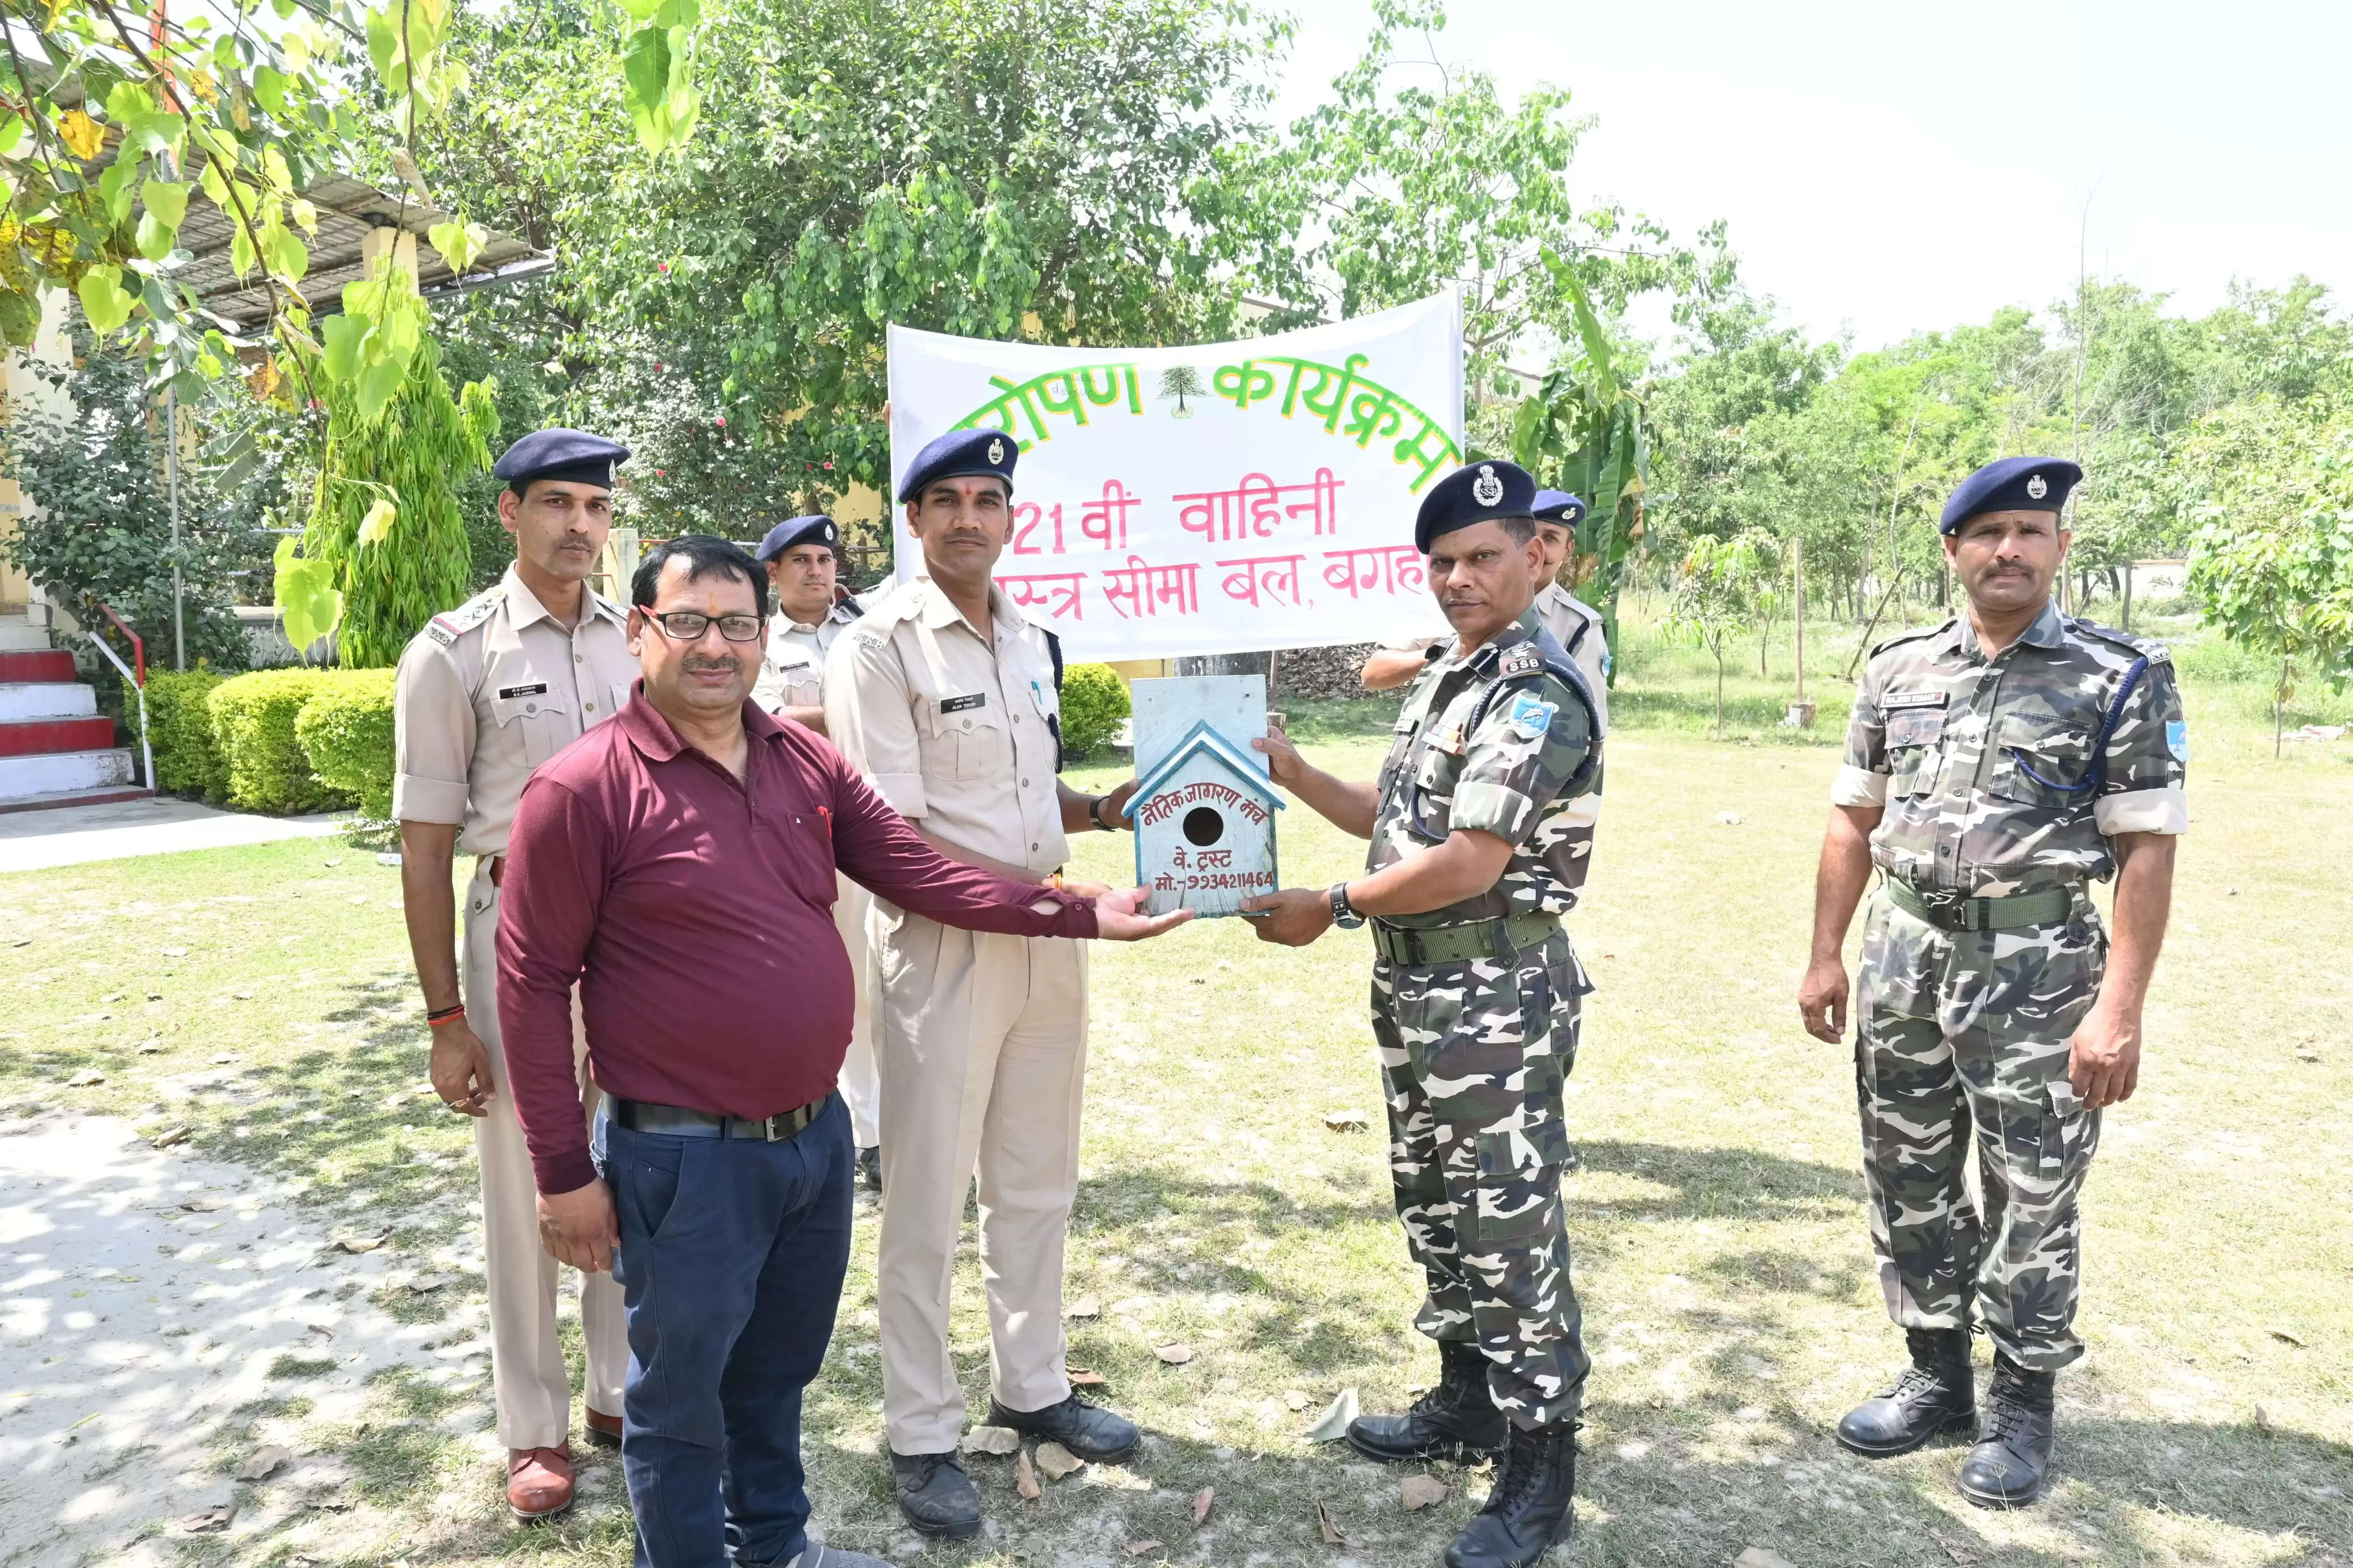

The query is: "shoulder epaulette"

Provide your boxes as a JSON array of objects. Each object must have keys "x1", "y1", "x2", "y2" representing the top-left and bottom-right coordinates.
[
  {"x1": 423, "y1": 585, "x2": 503, "y2": 648},
  {"x1": 1869, "y1": 618, "x2": 1954, "y2": 660},
  {"x1": 2070, "y1": 617, "x2": 2173, "y2": 666}
]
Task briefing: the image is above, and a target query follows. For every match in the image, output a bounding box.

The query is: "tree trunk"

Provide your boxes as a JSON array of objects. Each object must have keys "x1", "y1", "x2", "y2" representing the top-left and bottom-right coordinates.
[
  {"x1": 2277, "y1": 657, "x2": 2290, "y2": 758},
  {"x1": 1715, "y1": 656, "x2": 1726, "y2": 735}
]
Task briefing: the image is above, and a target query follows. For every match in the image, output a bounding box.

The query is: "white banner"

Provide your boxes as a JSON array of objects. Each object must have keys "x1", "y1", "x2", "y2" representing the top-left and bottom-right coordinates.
[{"x1": 885, "y1": 293, "x2": 1463, "y2": 662}]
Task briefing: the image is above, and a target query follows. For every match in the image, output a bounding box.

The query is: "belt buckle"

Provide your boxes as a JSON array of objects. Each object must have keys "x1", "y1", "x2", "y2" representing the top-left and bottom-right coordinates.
[{"x1": 762, "y1": 1112, "x2": 788, "y2": 1143}]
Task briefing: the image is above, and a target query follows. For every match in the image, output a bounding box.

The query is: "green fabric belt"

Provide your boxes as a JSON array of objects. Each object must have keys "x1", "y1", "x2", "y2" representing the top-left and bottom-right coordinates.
[
  {"x1": 1884, "y1": 880, "x2": 2076, "y2": 932},
  {"x1": 1370, "y1": 910, "x2": 1561, "y2": 965}
]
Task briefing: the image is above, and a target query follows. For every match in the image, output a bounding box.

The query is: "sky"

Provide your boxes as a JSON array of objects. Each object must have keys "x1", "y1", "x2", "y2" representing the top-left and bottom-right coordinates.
[{"x1": 1268, "y1": 0, "x2": 2353, "y2": 354}]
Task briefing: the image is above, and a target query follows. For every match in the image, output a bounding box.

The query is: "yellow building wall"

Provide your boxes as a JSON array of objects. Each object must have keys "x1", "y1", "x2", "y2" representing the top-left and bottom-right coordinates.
[{"x1": 0, "y1": 292, "x2": 76, "y2": 611}]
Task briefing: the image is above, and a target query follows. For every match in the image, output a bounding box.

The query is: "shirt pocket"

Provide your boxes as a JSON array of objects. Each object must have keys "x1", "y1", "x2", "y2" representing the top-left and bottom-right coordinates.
[
  {"x1": 488, "y1": 685, "x2": 575, "y2": 769},
  {"x1": 1883, "y1": 706, "x2": 1946, "y2": 799},
  {"x1": 919, "y1": 697, "x2": 1008, "y2": 783},
  {"x1": 1994, "y1": 711, "x2": 2096, "y2": 806},
  {"x1": 1404, "y1": 742, "x2": 1458, "y2": 841}
]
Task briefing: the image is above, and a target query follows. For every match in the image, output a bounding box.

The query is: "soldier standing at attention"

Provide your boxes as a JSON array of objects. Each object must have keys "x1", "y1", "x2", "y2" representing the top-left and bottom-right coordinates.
[
  {"x1": 391, "y1": 429, "x2": 640, "y2": 1521},
  {"x1": 750, "y1": 513, "x2": 882, "y2": 1190},
  {"x1": 1799, "y1": 456, "x2": 2187, "y2": 1507},
  {"x1": 1243, "y1": 459, "x2": 1601, "y2": 1568},
  {"x1": 825, "y1": 427, "x2": 1145, "y2": 1541}
]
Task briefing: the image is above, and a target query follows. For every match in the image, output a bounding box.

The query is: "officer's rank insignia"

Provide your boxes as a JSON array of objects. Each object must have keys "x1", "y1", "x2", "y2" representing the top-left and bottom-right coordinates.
[
  {"x1": 1472, "y1": 464, "x2": 1503, "y2": 506},
  {"x1": 1507, "y1": 691, "x2": 1557, "y2": 735},
  {"x1": 986, "y1": 437, "x2": 1006, "y2": 464},
  {"x1": 2027, "y1": 473, "x2": 2049, "y2": 499},
  {"x1": 2166, "y1": 719, "x2": 2188, "y2": 762}
]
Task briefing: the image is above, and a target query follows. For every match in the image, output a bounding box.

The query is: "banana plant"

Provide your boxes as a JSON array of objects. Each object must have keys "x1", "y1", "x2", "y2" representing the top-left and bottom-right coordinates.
[{"x1": 1510, "y1": 247, "x2": 1657, "y2": 682}]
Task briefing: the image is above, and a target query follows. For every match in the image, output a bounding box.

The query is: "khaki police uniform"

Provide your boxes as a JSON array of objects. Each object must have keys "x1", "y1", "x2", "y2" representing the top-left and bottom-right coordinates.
[
  {"x1": 751, "y1": 595, "x2": 881, "y2": 1148},
  {"x1": 391, "y1": 564, "x2": 638, "y2": 1451},
  {"x1": 824, "y1": 576, "x2": 1083, "y2": 1455}
]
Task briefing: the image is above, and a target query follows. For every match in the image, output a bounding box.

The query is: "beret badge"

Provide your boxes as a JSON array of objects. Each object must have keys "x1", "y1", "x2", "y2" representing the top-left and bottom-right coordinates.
[
  {"x1": 1471, "y1": 464, "x2": 1503, "y2": 507},
  {"x1": 2026, "y1": 473, "x2": 2048, "y2": 500},
  {"x1": 986, "y1": 437, "x2": 1006, "y2": 465}
]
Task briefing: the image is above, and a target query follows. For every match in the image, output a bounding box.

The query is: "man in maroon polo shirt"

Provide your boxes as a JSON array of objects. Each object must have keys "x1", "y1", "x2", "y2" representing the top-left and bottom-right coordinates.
[{"x1": 497, "y1": 535, "x2": 1188, "y2": 1568}]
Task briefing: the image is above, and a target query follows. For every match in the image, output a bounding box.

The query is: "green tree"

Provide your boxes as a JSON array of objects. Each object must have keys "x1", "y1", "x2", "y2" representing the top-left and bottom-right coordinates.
[
  {"x1": 2178, "y1": 395, "x2": 2353, "y2": 754},
  {"x1": 1667, "y1": 530, "x2": 1778, "y2": 733}
]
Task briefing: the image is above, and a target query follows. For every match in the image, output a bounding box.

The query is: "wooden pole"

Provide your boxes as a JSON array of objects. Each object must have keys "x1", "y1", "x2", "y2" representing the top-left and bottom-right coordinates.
[{"x1": 1792, "y1": 533, "x2": 1805, "y2": 702}]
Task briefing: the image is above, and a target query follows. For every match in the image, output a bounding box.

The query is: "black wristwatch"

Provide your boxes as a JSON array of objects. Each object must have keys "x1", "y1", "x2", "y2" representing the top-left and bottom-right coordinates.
[
  {"x1": 1328, "y1": 882, "x2": 1365, "y2": 929},
  {"x1": 1089, "y1": 794, "x2": 1126, "y2": 832}
]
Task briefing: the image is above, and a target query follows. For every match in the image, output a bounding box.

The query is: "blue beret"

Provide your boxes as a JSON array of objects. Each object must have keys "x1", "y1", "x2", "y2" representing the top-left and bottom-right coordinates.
[
  {"x1": 1940, "y1": 457, "x2": 2082, "y2": 535},
  {"x1": 1532, "y1": 489, "x2": 1587, "y2": 528},
  {"x1": 493, "y1": 427, "x2": 630, "y2": 491},
  {"x1": 1415, "y1": 460, "x2": 1537, "y2": 552},
  {"x1": 755, "y1": 515, "x2": 839, "y2": 563},
  {"x1": 897, "y1": 427, "x2": 1016, "y2": 503}
]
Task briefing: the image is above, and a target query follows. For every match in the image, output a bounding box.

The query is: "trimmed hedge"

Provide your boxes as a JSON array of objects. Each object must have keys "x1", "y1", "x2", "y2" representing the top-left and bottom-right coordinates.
[
  {"x1": 1060, "y1": 663, "x2": 1130, "y2": 758},
  {"x1": 294, "y1": 669, "x2": 397, "y2": 819},
  {"x1": 208, "y1": 668, "x2": 353, "y2": 814},
  {"x1": 141, "y1": 668, "x2": 229, "y2": 800}
]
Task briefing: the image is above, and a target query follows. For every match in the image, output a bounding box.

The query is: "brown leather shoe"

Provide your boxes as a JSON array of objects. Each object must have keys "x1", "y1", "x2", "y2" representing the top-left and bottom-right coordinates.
[
  {"x1": 584, "y1": 1407, "x2": 623, "y2": 1448},
  {"x1": 507, "y1": 1445, "x2": 576, "y2": 1521}
]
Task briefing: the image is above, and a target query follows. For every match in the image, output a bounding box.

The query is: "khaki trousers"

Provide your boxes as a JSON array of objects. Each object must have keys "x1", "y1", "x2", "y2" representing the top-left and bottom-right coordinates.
[
  {"x1": 873, "y1": 910, "x2": 1088, "y2": 1454},
  {"x1": 833, "y1": 876, "x2": 881, "y2": 1148},
  {"x1": 464, "y1": 862, "x2": 631, "y2": 1450}
]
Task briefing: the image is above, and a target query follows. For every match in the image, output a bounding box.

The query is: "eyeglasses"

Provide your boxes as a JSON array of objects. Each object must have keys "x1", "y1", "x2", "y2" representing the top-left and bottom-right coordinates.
[{"x1": 644, "y1": 610, "x2": 765, "y2": 643}]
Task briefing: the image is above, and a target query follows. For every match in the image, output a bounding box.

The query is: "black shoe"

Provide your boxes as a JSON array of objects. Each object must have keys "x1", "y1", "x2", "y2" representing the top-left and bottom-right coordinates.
[
  {"x1": 985, "y1": 1390, "x2": 1139, "y2": 1463},
  {"x1": 856, "y1": 1145, "x2": 882, "y2": 1193},
  {"x1": 1347, "y1": 1339, "x2": 1507, "y2": 1462},
  {"x1": 890, "y1": 1449, "x2": 981, "y2": 1539},
  {"x1": 1834, "y1": 1328, "x2": 1976, "y2": 1457},
  {"x1": 1443, "y1": 1419, "x2": 1577, "y2": 1568},
  {"x1": 1957, "y1": 1356, "x2": 2056, "y2": 1508}
]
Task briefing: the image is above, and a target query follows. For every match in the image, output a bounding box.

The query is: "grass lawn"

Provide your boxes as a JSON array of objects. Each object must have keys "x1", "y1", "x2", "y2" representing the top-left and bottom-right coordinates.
[{"x1": 3, "y1": 616, "x2": 2350, "y2": 1567}]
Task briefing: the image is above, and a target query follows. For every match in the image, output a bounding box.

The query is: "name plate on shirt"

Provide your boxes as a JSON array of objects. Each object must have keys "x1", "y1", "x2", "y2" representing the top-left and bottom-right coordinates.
[
  {"x1": 941, "y1": 693, "x2": 986, "y2": 713},
  {"x1": 499, "y1": 682, "x2": 550, "y2": 700}
]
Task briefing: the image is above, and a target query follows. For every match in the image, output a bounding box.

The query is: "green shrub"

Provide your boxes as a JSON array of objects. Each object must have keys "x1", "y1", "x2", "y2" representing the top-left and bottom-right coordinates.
[
  {"x1": 1059, "y1": 663, "x2": 1130, "y2": 758},
  {"x1": 208, "y1": 669, "x2": 353, "y2": 814},
  {"x1": 140, "y1": 668, "x2": 228, "y2": 800},
  {"x1": 295, "y1": 669, "x2": 398, "y2": 819}
]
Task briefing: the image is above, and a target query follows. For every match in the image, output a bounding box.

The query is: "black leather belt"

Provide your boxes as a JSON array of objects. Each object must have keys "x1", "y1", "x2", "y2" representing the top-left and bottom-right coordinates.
[{"x1": 612, "y1": 1091, "x2": 834, "y2": 1143}]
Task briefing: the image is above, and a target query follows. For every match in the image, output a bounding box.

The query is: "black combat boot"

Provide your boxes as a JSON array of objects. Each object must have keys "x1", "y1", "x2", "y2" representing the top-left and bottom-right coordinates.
[
  {"x1": 1956, "y1": 1355, "x2": 2057, "y2": 1507},
  {"x1": 1346, "y1": 1339, "x2": 1507, "y2": 1462},
  {"x1": 1834, "y1": 1327, "x2": 1976, "y2": 1457},
  {"x1": 890, "y1": 1449, "x2": 981, "y2": 1539},
  {"x1": 1443, "y1": 1419, "x2": 1576, "y2": 1568}
]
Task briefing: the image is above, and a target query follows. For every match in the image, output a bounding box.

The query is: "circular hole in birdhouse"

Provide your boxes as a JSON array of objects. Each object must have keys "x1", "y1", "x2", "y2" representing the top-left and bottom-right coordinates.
[{"x1": 1182, "y1": 806, "x2": 1225, "y2": 848}]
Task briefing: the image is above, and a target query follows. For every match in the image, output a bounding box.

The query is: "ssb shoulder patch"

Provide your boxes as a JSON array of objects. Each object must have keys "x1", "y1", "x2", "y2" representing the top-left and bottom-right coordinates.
[
  {"x1": 1497, "y1": 642, "x2": 1542, "y2": 680},
  {"x1": 1506, "y1": 690, "x2": 1557, "y2": 735},
  {"x1": 2166, "y1": 719, "x2": 2188, "y2": 762}
]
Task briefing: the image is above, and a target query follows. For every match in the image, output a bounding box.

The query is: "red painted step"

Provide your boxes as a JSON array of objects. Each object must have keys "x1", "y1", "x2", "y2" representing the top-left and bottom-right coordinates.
[
  {"x1": 0, "y1": 650, "x2": 74, "y2": 683},
  {"x1": 0, "y1": 716, "x2": 117, "y2": 757}
]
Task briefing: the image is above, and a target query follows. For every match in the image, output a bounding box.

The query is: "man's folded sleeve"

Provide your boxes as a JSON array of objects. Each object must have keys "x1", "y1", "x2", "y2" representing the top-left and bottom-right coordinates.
[
  {"x1": 825, "y1": 749, "x2": 1097, "y2": 939},
  {"x1": 495, "y1": 776, "x2": 612, "y2": 1195}
]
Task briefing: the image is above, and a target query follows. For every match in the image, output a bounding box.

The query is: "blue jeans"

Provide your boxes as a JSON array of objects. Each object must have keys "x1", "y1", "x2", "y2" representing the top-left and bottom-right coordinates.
[{"x1": 597, "y1": 1096, "x2": 853, "y2": 1568}]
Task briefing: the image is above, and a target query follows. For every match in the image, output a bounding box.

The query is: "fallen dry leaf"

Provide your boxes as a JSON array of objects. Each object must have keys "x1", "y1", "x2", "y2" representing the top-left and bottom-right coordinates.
[
  {"x1": 1282, "y1": 1389, "x2": 1311, "y2": 1411},
  {"x1": 2253, "y1": 1404, "x2": 2274, "y2": 1433},
  {"x1": 1930, "y1": 1529, "x2": 1979, "y2": 1565},
  {"x1": 137, "y1": 1040, "x2": 165, "y2": 1055},
  {"x1": 66, "y1": 1069, "x2": 105, "y2": 1087},
  {"x1": 1067, "y1": 1366, "x2": 1107, "y2": 1387},
  {"x1": 962, "y1": 1425, "x2": 1020, "y2": 1455},
  {"x1": 150, "y1": 1126, "x2": 189, "y2": 1149},
  {"x1": 179, "y1": 1504, "x2": 235, "y2": 1533},
  {"x1": 1316, "y1": 1500, "x2": 1346, "y2": 1546},
  {"x1": 161, "y1": 946, "x2": 188, "y2": 956},
  {"x1": 1321, "y1": 1109, "x2": 1368, "y2": 1132},
  {"x1": 406, "y1": 1275, "x2": 449, "y2": 1294},
  {"x1": 236, "y1": 1444, "x2": 292, "y2": 1481},
  {"x1": 1016, "y1": 1448, "x2": 1041, "y2": 1502},
  {"x1": 1066, "y1": 1295, "x2": 1101, "y2": 1319},
  {"x1": 180, "y1": 1197, "x2": 224, "y2": 1212},
  {"x1": 1154, "y1": 1342, "x2": 1194, "y2": 1365},
  {"x1": 1400, "y1": 1474, "x2": 1447, "y2": 1511},
  {"x1": 1735, "y1": 1550, "x2": 1798, "y2": 1568},
  {"x1": 209, "y1": 1053, "x2": 240, "y2": 1065},
  {"x1": 1193, "y1": 1486, "x2": 1214, "y2": 1526},
  {"x1": 1716, "y1": 810, "x2": 1743, "y2": 826},
  {"x1": 305, "y1": 1323, "x2": 334, "y2": 1341},
  {"x1": 1304, "y1": 1387, "x2": 1359, "y2": 1442},
  {"x1": 1035, "y1": 1441, "x2": 1084, "y2": 1480},
  {"x1": 332, "y1": 1234, "x2": 387, "y2": 1255},
  {"x1": 2269, "y1": 1327, "x2": 2307, "y2": 1347},
  {"x1": 1125, "y1": 1541, "x2": 1162, "y2": 1557}
]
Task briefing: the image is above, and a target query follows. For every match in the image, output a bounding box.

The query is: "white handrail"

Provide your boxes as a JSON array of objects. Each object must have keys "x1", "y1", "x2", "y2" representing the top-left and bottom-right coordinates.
[{"x1": 84, "y1": 633, "x2": 157, "y2": 793}]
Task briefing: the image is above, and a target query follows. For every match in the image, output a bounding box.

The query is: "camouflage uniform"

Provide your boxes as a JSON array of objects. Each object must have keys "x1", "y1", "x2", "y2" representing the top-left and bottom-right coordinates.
[
  {"x1": 1368, "y1": 607, "x2": 1602, "y2": 1429},
  {"x1": 1834, "y1": 601, "x2": 2187, "y2": 1372}
]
